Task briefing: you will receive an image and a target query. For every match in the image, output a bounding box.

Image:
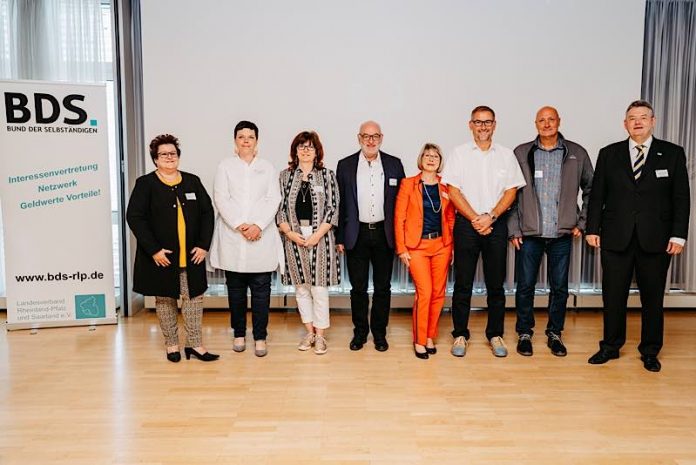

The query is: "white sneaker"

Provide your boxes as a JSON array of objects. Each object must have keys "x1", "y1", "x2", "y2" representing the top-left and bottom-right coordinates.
[
  {"x1": 489, "y1": 336, "x2": 508, "y2": 357},
  {"x1": 298, "y1": 332, "x2": 315, "y2": 351},
  {"x1": 314, "y1": 335, "x2": 327, "y2": 355},
  {"x1": 451, "y1": 336, "x2": 467, "y2": 357}
]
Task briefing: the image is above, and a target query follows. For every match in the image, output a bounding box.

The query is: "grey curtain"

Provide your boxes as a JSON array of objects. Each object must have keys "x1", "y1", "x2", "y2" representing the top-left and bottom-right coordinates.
[{"x1": 642, "y1": 0, "x2": 696, "y2": 292}]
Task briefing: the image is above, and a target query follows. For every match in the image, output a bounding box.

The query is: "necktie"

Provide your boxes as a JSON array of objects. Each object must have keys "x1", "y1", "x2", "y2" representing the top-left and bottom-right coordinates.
[{"x1": 633, "y1": 145, "x2": 645, "y2": 180}]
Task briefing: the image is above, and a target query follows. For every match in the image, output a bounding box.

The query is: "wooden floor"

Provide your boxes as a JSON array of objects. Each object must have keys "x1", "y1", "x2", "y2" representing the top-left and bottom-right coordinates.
[{"x1": 1, "y1": 308, "x2": 695, "y2": 465}]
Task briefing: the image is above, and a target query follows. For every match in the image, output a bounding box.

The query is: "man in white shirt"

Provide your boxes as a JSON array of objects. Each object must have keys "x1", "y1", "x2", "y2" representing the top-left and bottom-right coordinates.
[
  {"x1": 336, "y1": 121, "x2": 405, "y2": 352},
  {"x1": 209, "y1": 120, "x2": 283, "y2": 357},
  {"x1": 442, "y1": 106, "x2": 526, "y2": 358}
]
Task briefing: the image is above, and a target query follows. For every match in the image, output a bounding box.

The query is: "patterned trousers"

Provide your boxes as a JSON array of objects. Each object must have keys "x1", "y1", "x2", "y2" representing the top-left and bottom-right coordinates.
[{"x1": 155, "y1": 270, "x2": 203, "y2": 347}]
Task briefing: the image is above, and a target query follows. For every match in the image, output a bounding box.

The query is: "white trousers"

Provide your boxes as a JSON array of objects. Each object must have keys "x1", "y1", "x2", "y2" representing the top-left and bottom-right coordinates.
[{"x1": 295, "y1": 284, "x2": 330, "y2": 329}]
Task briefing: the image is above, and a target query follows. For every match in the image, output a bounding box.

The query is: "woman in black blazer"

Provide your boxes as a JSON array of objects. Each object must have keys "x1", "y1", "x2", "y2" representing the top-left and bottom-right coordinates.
[{"x1": 126, "y1": 134, "x2": 218, "y2": 362}]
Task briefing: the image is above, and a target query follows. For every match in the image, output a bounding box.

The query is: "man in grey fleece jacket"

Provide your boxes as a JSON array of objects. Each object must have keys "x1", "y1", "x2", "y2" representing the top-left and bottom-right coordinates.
[{"x1": 507, "y1": 106, "x2": 594, "y2": 357}]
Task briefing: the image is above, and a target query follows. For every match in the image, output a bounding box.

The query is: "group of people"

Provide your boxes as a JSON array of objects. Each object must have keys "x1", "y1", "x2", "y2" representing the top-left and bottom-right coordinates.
[{"x1": 126, "y1": 100, "x2": 690, "y2": 373}]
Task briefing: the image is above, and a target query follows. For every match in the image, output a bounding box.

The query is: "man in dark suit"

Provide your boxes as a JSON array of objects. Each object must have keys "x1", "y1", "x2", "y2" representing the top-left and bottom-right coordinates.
[
  {"x1": 586, "y1": 100, "x2": 690, "y2": 372},
  {"x1": 336, "y1": 120, "x2": 405, "y2": 352}
]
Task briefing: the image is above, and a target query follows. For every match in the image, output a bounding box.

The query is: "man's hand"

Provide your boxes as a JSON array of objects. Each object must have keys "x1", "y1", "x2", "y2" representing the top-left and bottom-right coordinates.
[
  {"x1": 667, "y1": 241, "x2": 684, "y2": 255},
  {"x1": 510, "y1": 236, "x2": 523, "y2": 250},
  {"x1": 337, "y1": 244, "x2": 345, "y2": 254},
  {"x1": 571, "y1": 227, "x2": 582, "y2": 238},
  {"x1": 472, "y1": 213, "x2": 493, "y2": 233},
  {"x1": 399, "y1": 252, "x2": 411, "y2": 267},
  {"x1": 586, "y1": 234, "x2": 600, "y2": 248}
]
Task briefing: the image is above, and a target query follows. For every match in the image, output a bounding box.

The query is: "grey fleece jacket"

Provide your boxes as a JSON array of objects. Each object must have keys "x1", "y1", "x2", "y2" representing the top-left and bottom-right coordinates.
[{"x1": 507, "y1": 134, "x2": 594, "y2": 238}]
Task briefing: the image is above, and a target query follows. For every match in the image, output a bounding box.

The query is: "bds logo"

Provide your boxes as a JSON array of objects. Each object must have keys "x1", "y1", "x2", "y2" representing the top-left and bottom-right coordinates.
[{"x1": 3, "y1": 92, "x2": 97, "y2": 127}]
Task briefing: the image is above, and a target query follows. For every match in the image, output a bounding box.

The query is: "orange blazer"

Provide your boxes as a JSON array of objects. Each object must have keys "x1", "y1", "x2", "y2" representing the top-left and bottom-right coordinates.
[{"x1": 394, "y1": 174, "x2": 455, "y2": 255}]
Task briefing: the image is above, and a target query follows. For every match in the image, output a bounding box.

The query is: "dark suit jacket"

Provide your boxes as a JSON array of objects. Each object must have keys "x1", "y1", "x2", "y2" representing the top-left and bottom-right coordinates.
[
  {"x1": 586, "y1": 137, "x2": 690, "y2": 253},
  {"x1": 126, "y1": 171, "x2": 214, "y2": 298},
  {"x1": 336, "y1": 150, "x2": 405, "y2": 250}
]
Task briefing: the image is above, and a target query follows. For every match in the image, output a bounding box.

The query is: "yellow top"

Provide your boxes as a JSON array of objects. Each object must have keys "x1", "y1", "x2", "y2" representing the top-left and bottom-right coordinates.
[{"x1": 156, "y1": 172, "x2": 186, "y2": 268}]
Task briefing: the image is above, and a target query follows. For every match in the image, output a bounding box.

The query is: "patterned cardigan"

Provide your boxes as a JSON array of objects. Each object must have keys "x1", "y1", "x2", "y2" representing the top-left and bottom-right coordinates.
[{"x1": 276, "y1": 167, "x2": 340, "y2": 287}]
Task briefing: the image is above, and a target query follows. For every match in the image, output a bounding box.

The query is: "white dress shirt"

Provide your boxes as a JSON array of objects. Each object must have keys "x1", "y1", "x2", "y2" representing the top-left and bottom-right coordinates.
[
  {"x1": 356, "y1": 152, "x2": 385, "y2": 223},
  {"x1": 629, "y1": 136, "x2": 653, "y2": 166},
  {"x1": 628, "y1": 136, "x2": 685, "y2": 246},
  {"x1": 441, "y1": 142, "x2": 526, "y2": 214},
  {"x1": 208, "y1": 155, "x2": 284, "y2": 273}
]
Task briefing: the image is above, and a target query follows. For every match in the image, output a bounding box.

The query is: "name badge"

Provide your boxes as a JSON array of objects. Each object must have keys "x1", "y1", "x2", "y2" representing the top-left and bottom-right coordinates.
[
  {"x1": 312, "y1": 185, "x2": 323, "y2": 193},
  {"x1": 655, "y1": 169, "x2": 669, "y2": 178},
  {"x1": 534, "y1": 170, "x2": 543, "y2": 179},
  {"x1": 185, "y1": 192, "x2": 197, "y2": 200},
  {"x1": 441, "y1": 192, "x2": 449, "y2": 200},
  {"x1": 389, "y1": 178, "x2": 398, "y2": 186}
]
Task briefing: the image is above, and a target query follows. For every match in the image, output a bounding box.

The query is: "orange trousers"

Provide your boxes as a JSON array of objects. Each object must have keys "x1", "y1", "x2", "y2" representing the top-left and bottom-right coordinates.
[{"x1": 408, "y1": 237, "x2": 452, "y2": 345}]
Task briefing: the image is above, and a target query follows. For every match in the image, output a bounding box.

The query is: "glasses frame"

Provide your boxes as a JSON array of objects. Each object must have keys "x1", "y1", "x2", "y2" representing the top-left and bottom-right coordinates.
[
  {"x1": 297, "y1": 144, "x2": 316, "y2": 152},
  {"x1": 359, "y1": 133, "x2": 383, "y2": 142},
  {"x1": 471, "y1": 120, "x2": 495, "y2": 128}
]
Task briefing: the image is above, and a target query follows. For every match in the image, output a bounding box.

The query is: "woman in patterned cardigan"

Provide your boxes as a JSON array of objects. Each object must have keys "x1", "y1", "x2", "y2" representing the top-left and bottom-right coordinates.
[{"x1": 276, "y1": 131, "x2": 340, "y2": 354}]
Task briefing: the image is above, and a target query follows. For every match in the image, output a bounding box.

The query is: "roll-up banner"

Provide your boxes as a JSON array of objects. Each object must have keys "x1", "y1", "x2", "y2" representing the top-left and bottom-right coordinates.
[{"x1": 0, "y1": 80, "x2": 116, "y2": 329}]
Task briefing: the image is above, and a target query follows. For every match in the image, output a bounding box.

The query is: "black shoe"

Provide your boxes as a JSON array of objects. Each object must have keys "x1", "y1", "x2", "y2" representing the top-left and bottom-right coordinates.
[
  {"x1": 414, "y1": 348, "x2": 429, "y2": 359},
  {"x1": 547, "y1": 333, "x2": 567, "y2": 357},
  {"x1": 516, "y1": 334, "x2": 533, "y2": 356},
  {"x1": 425, "y1": 346, "x2": 437, "y2": 355},
  {"x1": 588, "y1": 349, "x2": 619, "y2": 364},
  {"x1": 349, "y1": 337, "x2": 366, "y2": 351},
  {"x1": 184, "y1": 347, "x2": 220, "y2": 361},
  {"x1": 166, "y1": 351, "x2": 181, "y2": 363},
  {"x1": 374, "y1": 340, "x2": 389, "y2": 352},
  {"x1": 641, "y1": 355, "x2": 661, "y2": 372}
]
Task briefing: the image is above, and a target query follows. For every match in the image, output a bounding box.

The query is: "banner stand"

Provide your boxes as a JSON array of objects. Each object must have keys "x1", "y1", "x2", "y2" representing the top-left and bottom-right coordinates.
[{"x1": 0, "y1": 80, "x2": 117, "y2": 330}]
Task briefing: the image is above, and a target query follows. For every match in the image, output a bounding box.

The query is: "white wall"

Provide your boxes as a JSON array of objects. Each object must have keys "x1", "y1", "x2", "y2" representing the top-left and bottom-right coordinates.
[{"x1": 141, "y1": 0, "x2": 645, "y2": 191}]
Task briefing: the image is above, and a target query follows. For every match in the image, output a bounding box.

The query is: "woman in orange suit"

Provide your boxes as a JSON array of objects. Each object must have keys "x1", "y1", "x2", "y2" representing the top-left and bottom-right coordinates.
[{"x1": 394, "y1": 143, "x2": 455, "y2": 359}]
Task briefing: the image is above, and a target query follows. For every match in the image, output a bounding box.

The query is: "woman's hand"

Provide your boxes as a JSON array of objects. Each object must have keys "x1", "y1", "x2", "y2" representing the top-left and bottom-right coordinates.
[
  {"x1": 152, "y1": 249, "x2": 173, "y2": 267},
  {"x1": 285, "y1": 230, "x2": 306, "y2": 246},
  {"x1": 399, "y1": 251, "x2": 411, "y2": 268},
  {"x1": 304, "y1": 232, "x2": 322, "y2": 247},
  {"x1": 238, "y1": 223, "x2": 262, "y2": 241},
  {"x1": 190, "y1": 247, "x2": 208, "y2": 265}
]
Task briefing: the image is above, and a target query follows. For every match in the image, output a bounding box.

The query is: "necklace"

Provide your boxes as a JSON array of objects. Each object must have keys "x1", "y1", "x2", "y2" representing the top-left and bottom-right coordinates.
[
  {"x1": 300, "y1": 181, "x2": 311, "y2": 203},
  {"x1": 423, "y1": 183, "x2": 441, "y2": 213},
  {"x1": 156, "y1": 170, "x2": 181, "y2": 183}
]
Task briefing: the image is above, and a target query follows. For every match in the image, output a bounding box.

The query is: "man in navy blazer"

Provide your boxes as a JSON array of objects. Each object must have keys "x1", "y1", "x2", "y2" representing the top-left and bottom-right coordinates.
[
  {"x1": 586, "y1": 100, "x2": 690, "y2": 372},
  {"x1": 336, "y1": 120, "x2": 405, "y2": 351}
]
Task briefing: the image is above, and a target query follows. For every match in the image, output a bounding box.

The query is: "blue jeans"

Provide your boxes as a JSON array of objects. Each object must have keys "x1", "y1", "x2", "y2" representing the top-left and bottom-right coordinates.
[{"x1": 514, "y1": 235, "x2": 571, "y2": 337}]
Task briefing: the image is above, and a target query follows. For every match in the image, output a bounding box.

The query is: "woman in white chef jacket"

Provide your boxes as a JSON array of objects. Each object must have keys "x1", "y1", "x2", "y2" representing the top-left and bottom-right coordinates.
[{"x1": 209, "y1": 120, "x2": 284, "y2": 357}]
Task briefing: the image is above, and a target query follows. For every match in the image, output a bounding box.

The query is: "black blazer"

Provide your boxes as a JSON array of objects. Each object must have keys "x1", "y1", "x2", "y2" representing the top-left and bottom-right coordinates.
[
  {"x1": 336, "y1": 150, "x2": 405, "y2": 250},
  {"x1": 126, "y1": 171, "x2": 214, "y2": 298},
  {"x1": 586, "y1": 138, "x2": 690, "y2": 253}
]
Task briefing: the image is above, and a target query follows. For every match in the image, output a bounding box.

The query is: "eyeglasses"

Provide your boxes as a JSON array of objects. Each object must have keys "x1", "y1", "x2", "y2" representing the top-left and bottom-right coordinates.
[
  {"x1": 471, "y1": 120, "x2": 495, "y2": 128},
  {"x1": 359, "y1": 133, "x2": 382, "y2": 142},
  {"x1": 297, "y1": 144, "x2": 315, "y2": 152},
  {"x1": 157, "y1": 152, "x2": 178, "y2": 159},
  {"x1": 423, "y1": 153, "x2": 441, "y2": 160}
]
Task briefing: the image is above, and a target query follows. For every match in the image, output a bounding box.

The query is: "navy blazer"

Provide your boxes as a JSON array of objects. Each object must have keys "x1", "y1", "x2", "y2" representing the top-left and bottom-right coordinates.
[
  {"x1": 336, "y1": 150, "x2": 405, "y2": 250},
  {"x1": 586, "y1": 137, "x2": 690, "y2": 253}
]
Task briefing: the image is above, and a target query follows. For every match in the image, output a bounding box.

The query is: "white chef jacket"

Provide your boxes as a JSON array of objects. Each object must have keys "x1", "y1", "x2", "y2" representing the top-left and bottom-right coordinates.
[{"x1": 209, "y1": 155, "x2": 284, "y2": 273}]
